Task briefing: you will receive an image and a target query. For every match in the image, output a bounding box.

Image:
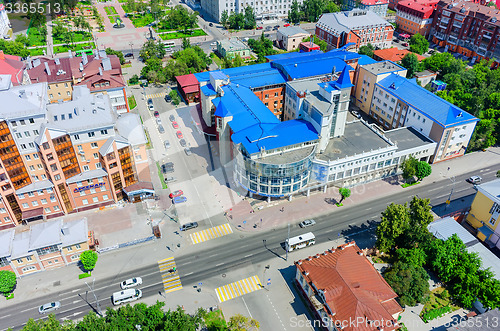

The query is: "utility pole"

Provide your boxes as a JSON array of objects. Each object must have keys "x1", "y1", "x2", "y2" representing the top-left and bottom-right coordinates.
[
  {"x1": 286, "y1": 223, "x2": 290, "y2": 261},
  {"x1": 446, "y1": 176, "x2": 456, "y2": 208},
  {"x1": 85, "y1": 278, "x2": 102, "y2": 316}
]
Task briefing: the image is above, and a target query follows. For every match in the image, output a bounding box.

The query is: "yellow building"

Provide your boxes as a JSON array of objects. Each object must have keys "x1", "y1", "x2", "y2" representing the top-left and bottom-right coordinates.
[{"x1": 466, "y1": 179, "x2": 500, "y2": 247}]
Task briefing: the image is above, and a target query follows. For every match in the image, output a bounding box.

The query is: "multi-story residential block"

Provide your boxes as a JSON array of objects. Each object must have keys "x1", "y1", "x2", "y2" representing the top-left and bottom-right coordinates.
[
  {"x1": 430, "y1": 0, "x2": 500, "y2": 66},
  {"x1": 26, "y1": 51, "x2": 129, "y2": 113},
  {"x1": 295, "y1": 242, "x2": 403, "y2": 330},
  {"x1": 345, "y1": 0, "x2": 389, "y2": 17},
  {"x1": 0, "y1": 218, "x2": 89, "y2": 276},
  {"x1": 216, "y1": 38, "x2": 251, "y2": 59},
  {"x1": 370, "y1": 72, "x2": 478, "y2": 162},
  {"x1": 276, "y1": 26, "x2": 310, "y2": 51},
  {"x1": 0, "y1": 51, "x2": 27, "y2": 86},
  {"x1": 466, "y1": 179, "x2": 500, "y2": 249},
  {"x1": 0, "y1": 81, "x2": 148, "y2": 229},
  {"x1": 200, "y1": 0, "x2": 301, "y2": 22},
  {"x1": 0, "y1": 3, "x2": 12, "y2": 39},
  {"x1": 316, "y1": 10, "x2": 394, "y2": 51},
  {"x1": 194, "y1": 51, "x2": 436, "y2": 199},
  {"x1": 395, "y1": 0, "x2": 439, "y2": 37}
]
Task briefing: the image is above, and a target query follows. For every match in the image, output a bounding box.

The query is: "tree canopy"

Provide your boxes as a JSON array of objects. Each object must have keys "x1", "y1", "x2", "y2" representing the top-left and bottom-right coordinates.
[
  {"x1": 80, "y1": 250, "x2": 98, "y2": 272},
  {"x1": 0, "y1": 270, "x2": 16, "y2": 294},
  {"x1": 0, "y1": 40, "x2": 30, "y2": 57},
  {"x1": 358, "y1": 43, "x2": 374, "y2": 58},
  {"x1": 409, "y1": 33, "x2": 429, "y2": 55},
  {"x1": 401, "y1": 53, "x2": 419, "y2": 78},
  {"x1": 248, "y1": 33, "x2": 277, "y2": 63},
  {"x1": 288, "y1": 0, "x2": 340, "y2": 23},
  {"x1": 384, "y1": 261, "x2": 430, "y2": 306},
  {"x1": 139, "y1": 39, "x2": 166, "y2": 61}
]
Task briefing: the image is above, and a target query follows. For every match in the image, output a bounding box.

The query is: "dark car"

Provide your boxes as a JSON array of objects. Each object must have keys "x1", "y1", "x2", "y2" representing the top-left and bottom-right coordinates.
[
  {"x1": 209, "y1": 22, "x2": 213, "y2": 27},
  {"x1": 294, "y1": 22, "x2": 300, "y2": 26},
  {"x1": 124, "y1": 53, "x2": 133, "y2": 58},
  {"x1": 165, "y1": 94, "x2": 172, "y2": 103},
  {"x1": 179, "y1": 139, "x2": 187, "y2": 147},
  {"x1": 158, "y1": 125, "x2": 165, "y2": 134},
  {"x1": 180, "y1": 222, "x2": 198, "y2": 231},
  {"x1": 169, "y1": 114, "x2": 175, "y2": 122}
]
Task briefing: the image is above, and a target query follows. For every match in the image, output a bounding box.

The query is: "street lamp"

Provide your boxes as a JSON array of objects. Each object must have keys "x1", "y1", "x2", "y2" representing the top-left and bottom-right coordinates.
[
  {"x1": 129, "y1": 41, "x2": 134, "y2": 58},
  {"x1": 85, "y1": 278, "x2": 103, "y2": 316}
]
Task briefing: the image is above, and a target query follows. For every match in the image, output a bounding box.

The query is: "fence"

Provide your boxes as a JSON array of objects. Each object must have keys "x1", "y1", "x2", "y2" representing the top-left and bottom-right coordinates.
[{"x1": 97, "y1": 236, "x2": 155, "y2": 253}]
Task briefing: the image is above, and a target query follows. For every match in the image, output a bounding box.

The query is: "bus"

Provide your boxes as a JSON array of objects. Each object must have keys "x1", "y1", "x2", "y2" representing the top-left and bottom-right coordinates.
[
  {"x1": 286, "y1": 232, "x2": 315, "y2": 252},
  {"x1": 164, "y1": 41, "x2": 175, "y2": 48},
  {"x1": 112, "y1": 289, "x2": 142, "y2": 305},
  {"x1": 75, "y1": 49, "x2": 94, "y2": 57}
]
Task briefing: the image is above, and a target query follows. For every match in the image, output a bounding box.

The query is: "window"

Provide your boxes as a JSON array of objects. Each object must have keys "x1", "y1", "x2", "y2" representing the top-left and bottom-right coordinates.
[
  {"x1": 0, "y1": 208, "x2": 5, "y2": 213},
  {"x1": 95, "y1": 163, "x2": 102, "y2": 169},
  {"x1": 74, "y1": 134, "x2": 80, "y2": 140},
  {"x1": 76, "y1": 244, "x2": 81, "y2": 249},
  {"x1": 90, "y1": 188, "x2": 96, "y2": 194},
  {"x1": 82, "y1": 199, "x2": 88, "y2": 205},
  {"x1": 22, "y1": 266, "x2": 36, "y2": 273},
  {"x1": 44, "y1": 207, "x2": 50, "y2": 213},
  {"x1": 32, "y1": 201, "x2": 39, "y2": 206},
  {"x1": 61, "y1": 114, "x2": 65, "y2": 120},
  {"x1": 67, "y1": 246, "x2": 73, "y2": 251},
  {"x1": 25, "y1": 155, "x2": 31, "y2": 161},
  {"x1": 47, "y1": 153, "x2": 54, "y2": 161},
  {"x1": 20, "y1": 120, "x2": 25, "y2": 125},
  {"x1": 91, "y1": 143, "x2": 98, "y2": 148},
  {"x1": 18, "y1": 193, "x2": 25, "y2": 199},
  {"x1": 50, "y1": 164, "x2": 58, "y2": 171},
  {"x1": 37, "y1": 164, "x2": 43, "y2": 169},
  {"x1": 22, "y1": 203, "x2": 29, "y2": 208},
  {"x1": 88, "y1": 132, "x2": 95, "y2": 138},
  {"x1": 29, "y1": 165, "x2": 35, "y2": 171},
  {"x1": 93, "y1": 197, "x2": 99, "y2": 203},
  {"x1": 36, "y1": 244, "x2": 59, "y2": 256},
  {"x1": 4, "y1": 216, "x2": 10, "y2": 222},
  {"x1": 103, "y1": 194, "x2": 108, "y2": 200},
  {"x1": 100, "y1": 129, "x2": 108, "y2": 135},
  {"x1": 50, "y1": 196, "x2": 56, "y2": 202},
  {"x1": 54, "y1": 174, "x2": 61, "y2": 181},
  {"x1": 27, "y1": 256, "x2": 32, "y2": 261},
  {"x1": 53, "y1": 205, "x2": 60, "y2": 211},
  {"x1": 77, "y1": 145, "x2": 83, "y2": 152},
  {"x1": 33, "y1": 153, "x2": 39, "y2": 159},
  {"x1": 93, "y1": 153, "x2": 99, "y2": 159},
  {"x1": 16, "y1": 132, "x2": 22, "y2": 138},
  {"x1": 83, "y1": 165, "x2": 90, "y2": 171},
  {"x1": 41, "y1": 199, "x2": 47, "y2": 204}
]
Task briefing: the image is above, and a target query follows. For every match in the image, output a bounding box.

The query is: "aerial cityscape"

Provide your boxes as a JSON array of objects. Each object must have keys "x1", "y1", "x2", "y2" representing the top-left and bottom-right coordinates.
[{"x1": 0, "y1": 0, "x2": 499, "y2": 330}]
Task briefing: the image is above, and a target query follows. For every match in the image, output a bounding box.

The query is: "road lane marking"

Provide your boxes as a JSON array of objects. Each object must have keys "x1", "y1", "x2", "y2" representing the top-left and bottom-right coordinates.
[
  {"x1": 215, "y1": 275, "x2": 262, "y2": 303},
  {"x1": 158, "y1": 257, "x2": 182, "y2": 294},
  {"x1": 190, "y1": 223, "x2": 233, "y2": 244}
]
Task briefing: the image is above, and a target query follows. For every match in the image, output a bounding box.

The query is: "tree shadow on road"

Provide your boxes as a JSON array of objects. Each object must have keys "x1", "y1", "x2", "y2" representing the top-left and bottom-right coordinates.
[
  {"x1": 339, "y1": 220, "x2": 379, "y2": 249},
  {"x1": 324, "y1": 197, "x2": 338, "y2": 205}
]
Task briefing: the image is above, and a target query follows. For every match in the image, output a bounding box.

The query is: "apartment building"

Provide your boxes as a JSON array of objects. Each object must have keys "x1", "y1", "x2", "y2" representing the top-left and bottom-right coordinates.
[
  {"x1": 395, "y1": 0, "x2": 439, "y2": 37},
  {"x1": 430, "y1": 0, "x2": 500, "y2": 65},
  {"x1": 0, "y1": 82, "x2": 148, "y2": 229},
  {"x1": 0, "y1": 218, "x2": 89, "y2": 276},
  {"x1": 26, "y1": 51, "x2": 129, "y2": 113},
  {"x1": 276, "y1": 26, "x2": 310, "y2": 51},
  {"x1": 345, "y1": 0, "x2": 389, "y2": 17},
  {"x1": 0, "y1": 3, "x2": 12, "y2": 39},
  {"x1": 201, "y1": 0, "x2": 301, "y2": 22},
  {"x1": 316, "y1": 10, "x2": 394, "y2": 51},
  {"x1": 217, "y1": 38, "x2": 251, "y2": 59}
]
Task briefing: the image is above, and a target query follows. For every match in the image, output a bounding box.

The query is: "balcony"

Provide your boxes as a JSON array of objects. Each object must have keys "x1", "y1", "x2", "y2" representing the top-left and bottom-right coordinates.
[
  {"x1": 447, "y1": 35, "x2": 458, "y2": 45},
  {"x1": 482, "y1": 34, "x2": 492, "y2": 40},
  {"x1": 441, "y1": 17, "x2": 450, "y2": 24},
  {"x1": 452, "y1": 21, "x2": 462, "y2": 29},
  {"x1": 477, "y1": 48, "x2": 487, "y2": 57}
]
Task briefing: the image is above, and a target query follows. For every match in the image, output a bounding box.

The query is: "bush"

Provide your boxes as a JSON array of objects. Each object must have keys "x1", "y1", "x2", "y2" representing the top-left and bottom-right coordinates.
[
  {"x1": 0, "y1": 270, "x2": 17, "y2": 295},
  {"x1": 129, "y1": 74, "x2": 139, "y2": 85},
  {"x1": 421, "y1": 306, "x2": 452, "y2": 323},
  {"x1": 169, "y1": 90, "x2": 181, "y2": 105}
]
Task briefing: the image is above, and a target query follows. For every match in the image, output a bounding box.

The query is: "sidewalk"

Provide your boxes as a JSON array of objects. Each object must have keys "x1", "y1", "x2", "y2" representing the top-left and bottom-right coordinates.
[{"x1": 224, "y1": 148, "x2": 500, "y2": 232}]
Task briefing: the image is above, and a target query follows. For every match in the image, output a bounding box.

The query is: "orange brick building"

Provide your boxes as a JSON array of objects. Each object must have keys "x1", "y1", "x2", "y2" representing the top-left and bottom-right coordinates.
[{"x1": 395, "y1": 0, "x2": 439, "y2": 37}]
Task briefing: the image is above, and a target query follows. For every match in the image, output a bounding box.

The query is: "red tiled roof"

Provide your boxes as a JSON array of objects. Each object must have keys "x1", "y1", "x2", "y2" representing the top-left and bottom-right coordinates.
[
  {"x1": 397, "y1": 0, "x2": 439, "y2": 18},
  {"x1": 373, "y1": 48, "x2": 426, "y2": 62},
  {"x1": 295, "y1": 242, "x2": 402, "y2": 331},
  {"x1": 75, "y1": 72, "x2": 126, "y2": 91},
  {"x1": 362, "y1": 0, "x2": 389, "y2": 5},
  {"x1": 183, "y1": 85, "x2": 199, "y2": 94},
  {"x1": 0, "y1": 51, "x2": 25, "y2": 85},
  {"x1": 123, "y1": 181, "x2": 154, "y2": 193},
  {"x1": 176, "y1": 73, "x2": 198, "y2": 87}
]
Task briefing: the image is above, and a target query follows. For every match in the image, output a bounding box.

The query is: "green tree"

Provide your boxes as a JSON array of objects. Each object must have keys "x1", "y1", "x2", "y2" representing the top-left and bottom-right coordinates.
[
  {"x1": 401, "y1": 155, "x2": 418, "y2": 183},
  {"x1": 244, "y1": 6, "x2": 256, "y2": 29},
  {"x1": 248, "y1": 33, "x2": 277, "y2": 62},
  {"x1": 384, "y1": 261, "x2": 430, "y2": 307},
  {"x1": 288, "y1": 0, "x2": 301, "y2": 24},
  {"x1": 396, "y1": 247, "x2": 427, "y2": 268},
  {"x1": 140, "y1": 39, "x2": 166, "y2": 60},
  {"x1": 182, "y1": 37, "x2": 191, "y2": 50},
  {"x1": 169, "y1": 90, "x2": 181, "y2": 105},
  {"x1": 325, "y1": 1, "x2": 341, "y2": 13},
  {"x1": 80, "y1": 250, "x2": 98, "y2": 272},
  {"x1": 409, "y1": 33, "x2": 429, "y2": 55},
  {"x1": 415, "y1": 161, "x2": 432, "y2": 181},
  {"x1": 313, "y1": 35, "x2": 328, "y2": 51},
  {"x1": 15, "y1": 34, "x2": 29, "y2": 46},
  {"x1": 126, "y1": 0, "x2": 136, "y2": 12},
  {"x1": 0, "y1": 270, "x2": 16, "y2": 295},
  {"x1": 228, "y1": 12, "x2": 245, "y2": 30},
  {"x1": 301, "y1": 0, "x2": 326, "y2": 22},
  {"x1": 105, "y1": 48, "x2": 125, "y2": 65},
  {"x1": 376, "y1": 203, "x2": 410, "y2": 252},
  {"x1": 220, "y1": 10, "x2": 229, "y2": 28},
  {"x1": 401, "y1": 53, "x2": 419, "y2": 78},
  {"x1": 228, "y1": 313, "x2": 260, "y2": 331},
  {"x1": 338, "y1": 187, "x2": 351, "y2": 204},
  {"x1": 358, "y1": 43, "x2": 374, "y2": 58},
  {"x1": 0, "y1": 40, "x2": 30, "y2": 57}
]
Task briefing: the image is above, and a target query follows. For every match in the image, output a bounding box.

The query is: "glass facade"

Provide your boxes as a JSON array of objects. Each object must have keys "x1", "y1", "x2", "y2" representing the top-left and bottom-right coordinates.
[{"x1": 233, "y1": 146, "x2": 315, "y2": 197}]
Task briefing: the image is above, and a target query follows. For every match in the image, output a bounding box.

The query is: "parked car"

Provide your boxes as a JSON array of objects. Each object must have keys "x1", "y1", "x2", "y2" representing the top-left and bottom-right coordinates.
[
  {"x1": 158, "y1": 125, "x2": 165, "y2": 134},
  {"x1": 173, "y1": 196, "x2": 187, "y2": 204},
  {"x1": 124, "y1": 53, "x2": 133, "y2": 58},
  {"x1": 180, "y1": 222, "x2": 198, "y2": 231},
  {"x1": 176, "y1": 131, "x2": 183, "y2": 139},
  {"x1": 148, "y1": 104, "x2": 154, "y2": 111},
  {"x1": 120, "y1": 277, "x2": 143, "y2": 289},
  {"x1": 184, "y1": 147, "x2": 192, "y2": 156},
  {"x1": 154, "y1": 111, "x2": 160, "y2": 118},
  {"x1": 265, "y1": 26, "x2": 272, "y2": 31},
  {"x1": 169, "y1": 114, "x2": 175, "y2": 122},
  {"x1": 39, "y1": 302, "x2": 61, "y2": 314},
  {"x1": 299, "y1": 219, "x2": 316, "y2": 228},
  {"x1": 156, "y1": 118, "x2": 162, "y2": 125},
  {"x1": 210, "y1": 41, "x2": 217, "y2": 46},
  {"x1": 428, "y1": 49, "x2": 436, "y2": 54},
  {"x1": 165, "y1": 95, "x2": 172, "y2": 103},
  {"x1": 147, "y1": 98, "x2": 153, "y2": 105},
  {"x1": 162, "y1": 162, "x2": 174, "y2": 174},
  {"x1": 274, "y1": 25, "x2": 280, "y2": 29},
  {"x1": 466, "y1": 176, "x2": 482, "y2": 184},
  {"x1": 172, "y1": 121, "x2": 179, "y2": 129},
  {"x1": 164, "y1": 176, "x2": 176, "y2": 183},
  {"x1": 256, "y1": 26, "x2": 263, "y2": 30},
  {"x1": 164, "y1": 140, "x2": 170, "y2": 149},
  {"x1": 294, "y1": 22, "x2": 300, "y2": 26},
  {"x1": 402, "y1": 42, "x2": 409, "y2": 47},
  {"x1": 352, "y1": 111, "x2": 361, "y2": 119},
  {"x1": 169, "y1": 190, "x2": 184, "y2": 198},
  {"x1": 179, "y1": 139, "x2": 187, "y2": 147},
  {"x1": 284, "y1": 23, "x2": 290, "y2": 27},
  {"x1": 209, "y1": 22, "x2": 213, "y2": 27}
]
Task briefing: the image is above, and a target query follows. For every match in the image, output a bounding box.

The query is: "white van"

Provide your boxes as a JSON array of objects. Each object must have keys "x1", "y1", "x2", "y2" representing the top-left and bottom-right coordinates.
[{"x1": 112, "y1": 289, "x2": 142, "y2": 305}]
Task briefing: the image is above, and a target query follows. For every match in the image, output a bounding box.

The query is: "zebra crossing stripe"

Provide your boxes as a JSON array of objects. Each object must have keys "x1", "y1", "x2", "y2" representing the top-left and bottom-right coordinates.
[
  {"x1": 214, "y1": 275, "x2": 262, "y2": 303},
  {"x1": 190, "y1": 223, "x2": 233, "y2": 244}
]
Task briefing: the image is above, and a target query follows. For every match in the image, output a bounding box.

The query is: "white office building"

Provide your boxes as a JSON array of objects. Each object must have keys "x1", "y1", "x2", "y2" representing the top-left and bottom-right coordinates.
[{"x1": 201, "y1": 0, "x2": 302, "y2": 22}]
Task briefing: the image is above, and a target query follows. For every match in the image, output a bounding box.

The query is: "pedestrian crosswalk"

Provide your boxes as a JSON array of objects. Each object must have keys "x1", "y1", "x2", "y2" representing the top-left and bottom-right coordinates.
[
  {"x1": 158, "y1": 257, "x2": 183, "y2": 294},
  {"x1": 190, "y1": 223, "x2": 233, "y2": 244},
  {"x1": 146, "y1": 92, "x2": 167, "y2": 99},
  {"x1": 215, "y1": 275, "x2": 262, "y2": 303}
]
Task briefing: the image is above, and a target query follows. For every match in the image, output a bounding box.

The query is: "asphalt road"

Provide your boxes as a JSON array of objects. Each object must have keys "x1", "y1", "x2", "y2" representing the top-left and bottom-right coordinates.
[{"x1": 1, "y1": 166, "x2": 497, "y2": 330}]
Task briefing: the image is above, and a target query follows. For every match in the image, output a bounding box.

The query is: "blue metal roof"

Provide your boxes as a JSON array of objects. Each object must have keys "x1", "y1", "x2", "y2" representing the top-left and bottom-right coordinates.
[
  {"x1": 330, "y1": 65, "x2": 353, "y2": 90},
  {"x1": 377, "y1": 74, "x2": 479, "y2": 127},
  {"x1": 200, "y1": 84, "x2": 217, "y2": 96},
  {"x1": 210, "y1": 71, "x2": 228, "y2": 80},
  {"x1": 194, "y1": 71, "x2": 210, "y2": 82},
  {"x1": 222, "y1": 63, "x2": 273, "y2": 78},
  {"x1": 232, "y1": 119, "x2": 319, "y2": 155},
  {"x1": 230, "y1": 70, "x2": 287, "y2": 88},
  {"x1": 358, "y1": 54, "x2": 377, "y2": 65},
  {"x1": 265, "y1": 50, "x2": 322, "y2": 62},
  {"x1": 271, "y1": 51, "x2": 356, "y2": 79}
]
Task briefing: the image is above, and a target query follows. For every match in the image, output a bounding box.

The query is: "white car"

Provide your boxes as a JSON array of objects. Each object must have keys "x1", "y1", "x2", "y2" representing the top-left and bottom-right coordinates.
[
  {"x1": 466, "y1": 176, "x2": 482, "y2": 184},
  {"x1": 120, "y1": 277, "x2": 143, "y2": 289},
  {"x1": 39, "y1": 301, "x2": 61, "y2": 314},
  {"x1": 210, "y1": 41, "x2": 217, "y2": 46},
  {"x1": 299, "y1": 219, "x2": 316, "y2": 228}
]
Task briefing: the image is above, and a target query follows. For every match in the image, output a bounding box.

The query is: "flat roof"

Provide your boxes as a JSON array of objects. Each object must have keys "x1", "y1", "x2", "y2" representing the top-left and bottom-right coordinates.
[
  {"x1": 317, "y1": 121, "x2": 392, "y2": 161},
  {"x1": 384, "y1": 126, "x2": 435, "y2": 151},
  {"x1": 66, "y1": 169, "x2": 108, "y2": 184},
  {"x1": 218, "y1": 38, "x2": 250, "y2": 51},
  {"x1": 16, "y1": 180, "x2": 54, "y2": 195},
  {"x1": 258, "y1": 145, "x2": 316, "y2": 165},
  {"x1": 476, "y1": 179, "x2": 500, "y2": 204},
  {"x1": 266, "y1": 50, "x2": 322, "y2": 62},
  {"x1": 0, "y1": 229, "x2": 14, "y2": 258},
  {"x1": 0, "y1": 82, "x2": 48, "y2": 120},
  {"x1": 288, "y1": 77, "x2": 334, "y2": 115},
  {"x1": 361, "y1": 60, "x2": 405, "y2": 75},
  {"x1": 115, "y1": 113, "x2": 147, "y2": 146},
  {"x1": 61, "y1": 218, "x2": 88, "y2": 247},
  {"x1": 29, "y1": 219, "x2": 63, "y2": 250}
]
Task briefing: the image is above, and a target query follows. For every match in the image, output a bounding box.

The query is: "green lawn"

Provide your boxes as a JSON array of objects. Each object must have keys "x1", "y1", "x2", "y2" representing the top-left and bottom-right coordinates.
[
  {"x1": 27, "y1": 27, "x2": 46, "y2": 46},
  {"x1": 156, "y1": 162, "x2": 168, "y2": 189},
  {"x1": 130, "y1": 13, "x2": 155, "y2": 28},
  {"x1": 128, "y1": 96, "x2": 137, "y2": 109},
  {"x1": 210, "y1": 52, "x2": 223, "y2": 68},
  {"x1": 53, "y1": 42, "x2": 95, "y2": 54},
  {"x1": 78, "y1": 0, "x2": 92, "y2": 5},
  {"x1": 29, "y1": 47, "x2": 46, "y2": 56},
  {"x1": 53, "y1": 31, "x2": 93, "y2": 45},
  {"x1": 109, "y1": 15, "x2": 120, "y2": 24},
  {"x1": 104, "y1": 6, "x2": 118, "y2": 15},
  {"x1": 159, "y1": 29, "x2": 207, "y2": 40},
  {"x1": 420, "y1": 287, "x2": 461, "y2": 323}
]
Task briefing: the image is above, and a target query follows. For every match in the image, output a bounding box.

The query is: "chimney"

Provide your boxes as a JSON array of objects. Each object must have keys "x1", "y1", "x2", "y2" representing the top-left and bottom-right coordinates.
[
  {"x1": 82, "y1": 52, "x2": 88, "y2": 66},
  {"x1": 68, "y1": 50, "x2": 73, "y2": 58},
  {"x1": 99, "y1": 67, "x2": 103, "y2": 76},
  {"x1": 0, "y1": 50, "x2": 4, "y2": 60},
  {"x1": 61, "y1": 227, "x2": 70, "y2": 235},
  {"x1": 44, "y1": 62, "x2": 51, "y2": 75}
]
